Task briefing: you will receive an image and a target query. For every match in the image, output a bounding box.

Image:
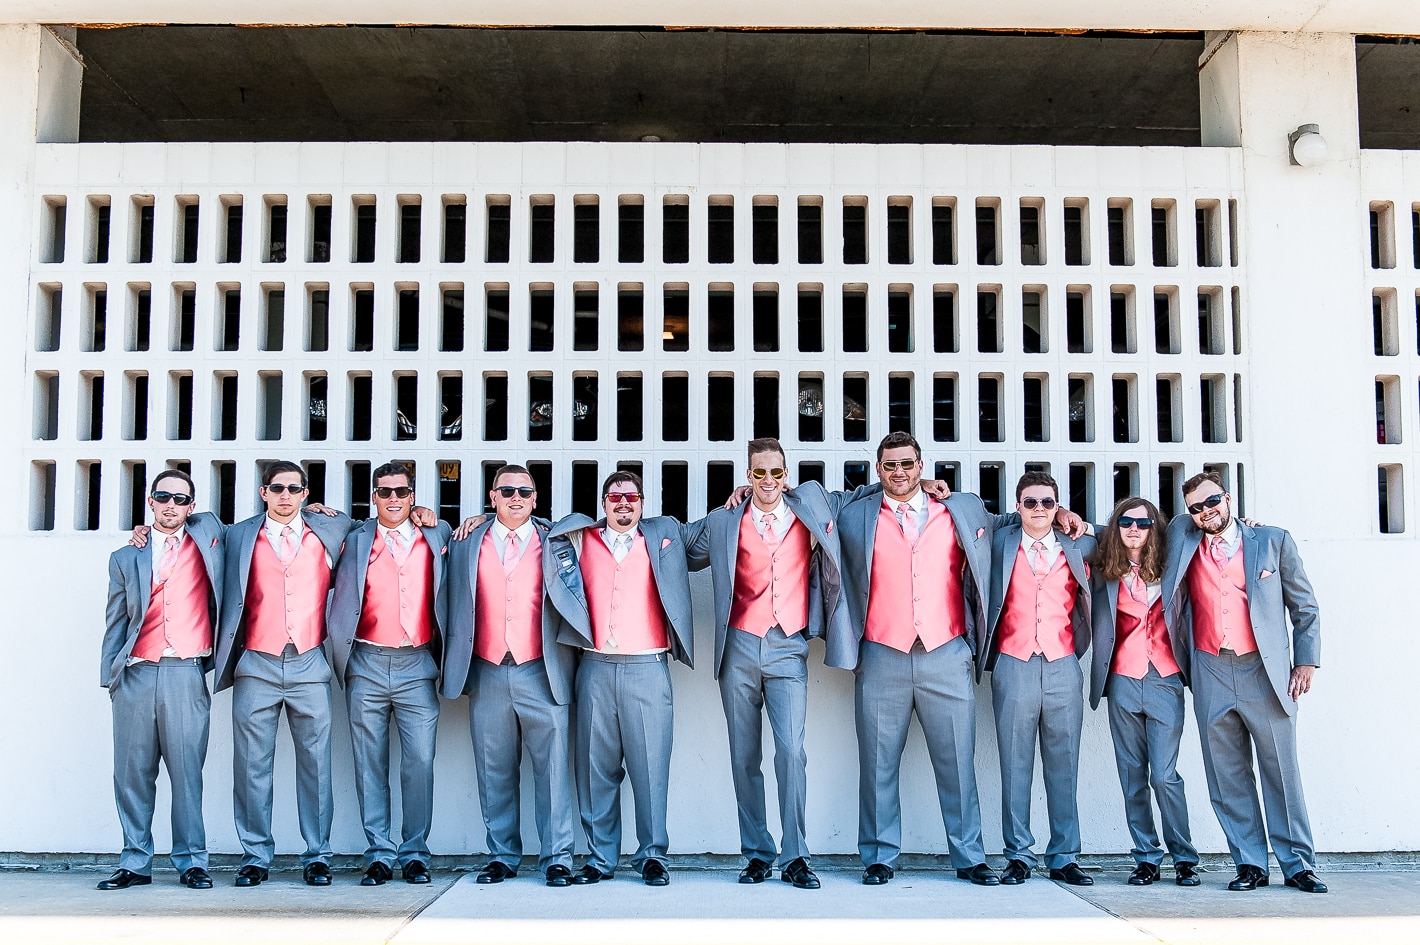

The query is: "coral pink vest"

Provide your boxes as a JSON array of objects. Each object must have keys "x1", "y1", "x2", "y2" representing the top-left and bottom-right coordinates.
[
  {"x1": 580, "y1": 530, "x2": 670, "y2": 652},
  {"x1": 865, "y1": 500, "x2": 966, "y2": 653},
  {"x1": 729, "y1": 510, "x2": 811, "y2": 637},
  {"x1": 1111, "y1": 581, "x2": 1181, "y2": 678},
  {"x1": 996, "y1": 545, "x2": 1078, "y2": 662},
  {"x1": 244, "y1": 527, "x2": 331, "y2": 656},
  {"x1": 356, "y1": 529, "x2": 435, "y2": 647},
  {"x1": 1186, "y1": 540, "x2": 1258, "y2": 655},
  {"x1": 133, "y1": 534, "x2": 213, "y2": 661},
  {"x1": 474, "y1": 530, "x2": 545, "y2": 665}
]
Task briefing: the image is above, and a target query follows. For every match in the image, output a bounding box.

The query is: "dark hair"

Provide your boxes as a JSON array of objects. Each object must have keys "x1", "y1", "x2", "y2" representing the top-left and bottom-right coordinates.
[
  {"x1": 875, "y1": 431, "x2": 922, "y2": 463},
  {"x1": 1015, "y1": 471, "x2": 1059, "y2": 503},
  {"x1": 492, "y1": 464, "x2": 533, "y2": 488},
  {"x1": 747, "y1": 437, "x2": 786, "y2": 467},
  {"x1": 261, "y1": 460, "x2": 306, "y2": 488},
  {"x1": 152, "y1": 468, "x2": 196, "y2": 498},
  {"x1": 1181, "y1": 470, "x2": 1225, "y2": 499},
  {"x1": 602, "y1": 469, "x2": 644, "y2": 495},
  {"x1": 1094, "y1": 496, "x2": 1167, "y2": 583},
  {"x1": 371, "y1": 462, "x2": 414, "y2": 490}
]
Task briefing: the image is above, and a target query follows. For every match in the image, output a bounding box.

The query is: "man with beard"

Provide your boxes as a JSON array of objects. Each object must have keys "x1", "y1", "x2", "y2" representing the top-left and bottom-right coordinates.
[
  {"x1": 544, "y1": 471, "x2": 694, "y2": 887},
  {"x1": 1164, "y1": 471, "x2": 1324, "y2": 894},
  {"x1": 1089, "y1": 496, "x2": 1198, "y2": 888}
]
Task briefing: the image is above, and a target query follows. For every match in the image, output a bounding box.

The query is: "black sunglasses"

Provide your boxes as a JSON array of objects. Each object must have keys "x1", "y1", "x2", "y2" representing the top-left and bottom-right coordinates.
[
  {"x1": 373, "y1": 486, "x2": 413, "y2": 499},
  {"x1": 150, "y1": 491, "x2": 193, "y2": 507},
  {"x1": 262, "y1": 483, "x2": 307, "y2": 495},
  {"x1": 1186, "y1": 493, "x2": 1226, "y2": 515},
  {"x1": 496, "y1": 486, "x2": 536, "y2": 498},
  {"x1": 1117, "y1": 516, "x2": 1154, "y2": 529}
]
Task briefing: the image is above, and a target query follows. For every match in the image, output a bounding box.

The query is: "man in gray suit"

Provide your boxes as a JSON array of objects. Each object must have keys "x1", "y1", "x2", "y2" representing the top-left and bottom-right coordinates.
[
  {"x1": 1163, "y1": 471, "x2": 1325, "y2": 893},
  {"x1": 545, "y1": 470, "x2": 694, "y2": 887},
  {"x1": 681, "y1": 437, "x2": 876, "y2": 890},
  {"x1": 329, "y1": 462, "x2": 452, "y2": 887},
  {"x1": 442, "y1": 464, "x2": 577, "y2": 888},
  {"x1": 837, "y1": 432, "x2": 1000, "y2": 887},
  {"x1": 99, "y1": 468, "x2": 220, "y2": 891},
  {"x1": 984, "y1": 471, "x2": 1096, "y2": 887},
  {"x1": 216, "y1": 461, "x2": 354, "y2": 888}
]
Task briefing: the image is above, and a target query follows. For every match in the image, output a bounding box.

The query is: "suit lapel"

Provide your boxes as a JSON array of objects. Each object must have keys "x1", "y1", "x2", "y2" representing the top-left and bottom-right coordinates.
[
  {"x1": 238, "y1": 518, "x2": 260, "y2": 594},
  {"x1": 136, "y1": 545, "x2": 154, "y2": 618},
  {"x1": 860, "y1": 497, "x2": 878, "y2": 576},
  {"x1": 998, "y1": 522, "x2": 1022, "y2": 600},
  {"x1": 642, "y1": 519, "x2": 665, "y2": 588},
  {"x1": 726, "y1": 503, "x2": 747, "y2": 569},
  {"x1": 1239, "y1": 522, "x2": 1259, "y2": 601}
]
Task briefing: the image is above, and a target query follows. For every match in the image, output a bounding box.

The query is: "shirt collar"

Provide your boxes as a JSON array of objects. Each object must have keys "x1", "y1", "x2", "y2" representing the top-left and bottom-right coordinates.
[
  {"x1": 1021, "y1": 528, "x2": 1059, "y2": 552},
  {"x1": 883, "y1": 490, "x2": 924, "y2": 513},
  {"x1": 380, "y1": 519, "x2": 416, "y2": 543},
  {"x1": 265, "y1": 514, "x2": 303, "y2": 538},
  {"x1": 752, "y1": 499, "x2": 786, "y2": 522},
  {"x1": 493, "y1": 517, "x2": 534, "y2": 542},
  {"x1": 1215, "y1": 518, "x2": 1240, "y2": 547},
  {"x1": 153, "y1": 525, "x2": 186, "y2": 546},
  {"x1": 602, "y1": 525, "x2": 637, "y2": 546}
]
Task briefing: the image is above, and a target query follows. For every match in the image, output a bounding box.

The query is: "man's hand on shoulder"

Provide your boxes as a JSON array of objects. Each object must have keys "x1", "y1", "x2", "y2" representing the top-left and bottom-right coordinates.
[
  {"x1": 303, "y1": 502, "x2": 340, "y2": 517},
  {"x1": 723, "y1": 485, "x2": 752, "y2": 509},
  {"x1": 452, "y1": 514, "x2": 489, "y2": 542},
  {"x1": 921, "y1": 479, "x2": 951, "y2": 500},
  {"x1": 129, "y1": 524, "x2": 151, "y2": 548},
  {"x1": 1288, "y1": 665, "x2": 1316, "y2": 701},
  {"x1": 1053, "y1": 507, "x2": 1088, "y2": 539}
]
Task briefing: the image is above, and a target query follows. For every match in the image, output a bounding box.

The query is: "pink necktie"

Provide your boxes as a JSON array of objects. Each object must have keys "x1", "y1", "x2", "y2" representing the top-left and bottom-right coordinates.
[
  {"x1": 279, "y1": 525, "x2": 298, "y2": 564},
  {"x1": 896, "y1": 503, "x2": 919, "y2": 545},
  {"x1": 1127, "y1": 564, "x2": 1146, "y2": 603},
  {"x1": 157, "y1": 534, "x2": 180, "y2": 584},
  {"x1": 1209, "y1": 535, "x2": 1228, "y2": 569},
  {"x1": 762, "y1": 512, "x2": 780, "y2": 549},
  {"x1": 503, "y1": 533, "x2": 522, "y2": 574},
  {"x1": 386, "y1": 529, "x2": 409, "y2": 566},
  {"x1": 1031, "y1": 540, "x2": 1049, "y2": 578}
]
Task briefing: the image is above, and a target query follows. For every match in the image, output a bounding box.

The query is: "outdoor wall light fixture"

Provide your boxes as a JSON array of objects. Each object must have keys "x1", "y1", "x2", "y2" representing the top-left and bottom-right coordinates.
[{"x1": 1288, "y1": 123, "x2": 1328, "y2": 166}]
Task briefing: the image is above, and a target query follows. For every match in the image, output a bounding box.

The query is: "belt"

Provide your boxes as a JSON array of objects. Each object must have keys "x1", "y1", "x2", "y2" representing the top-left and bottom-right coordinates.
[{"x1": 581, "y1": 651, "x2": 667, "y2": 664}]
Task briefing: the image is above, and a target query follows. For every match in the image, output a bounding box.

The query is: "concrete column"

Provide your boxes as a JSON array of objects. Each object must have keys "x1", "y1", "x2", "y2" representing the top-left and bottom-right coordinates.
[{"x1": 1199, "y1": 31, "x2": 1368, "y2": 532}]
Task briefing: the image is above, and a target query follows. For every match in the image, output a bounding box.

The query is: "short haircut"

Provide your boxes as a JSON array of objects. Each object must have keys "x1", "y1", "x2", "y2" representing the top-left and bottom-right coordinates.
[
  {"x1": 371, "y1": 461, "x2": 414, "y2": 490},
  {"x1": 1015, "y1": 470, "x2": 1059, "y2": 503},
  {"x1": 152, "y1": 468, "x2": 196, "y2": 498},
  {"x1": 1181, "y1": 470, "x2": 1225, "y2": 498},
  {"x1": 602, "y1": 469, "x2": 644, "y2": 495},
  {"x1": 746, "y1": 437, "x2": 786, "y2": 467},
  {"x1": 261, "y1": 460, "x2": 306, "y2": 488},
  {"x1": 492, "y1": 464, "x2": 533, "y2": 488},
  {"x1": 875, "y1": 431, "x2": 922, "y2": 463}
]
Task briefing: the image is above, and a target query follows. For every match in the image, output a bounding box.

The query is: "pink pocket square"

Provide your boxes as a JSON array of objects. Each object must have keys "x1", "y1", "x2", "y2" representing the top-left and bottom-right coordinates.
[
  {"x1": 210, "y1": 537, "x2": 220, "y2": 548},
  {"x1": 976, "y1": 527, "x2": 985, "y2": 539},
  {"x1": 826, "y1": 521, "x2": 834, "y2": 534},
  {"x1": 661, "y1": 538, "x2": 672, "y2": 549},
  {"x1": 1260, "y1": 569, "x2": 1274, "y2": 579},
  {"x1": 440, "y1": 546, "x2": 448, "y2": 554}
]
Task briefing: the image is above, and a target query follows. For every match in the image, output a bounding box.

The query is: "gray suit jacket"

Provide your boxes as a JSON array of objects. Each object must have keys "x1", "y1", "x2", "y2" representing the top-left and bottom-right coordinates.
[
  {"x1": 327, "y1": 519, "x2": 453, "y2": 686},
  {"x1": 1162, "y1": 516, "x2": 1321, "y2": 716},
  {"x1": 101, "y1": 514, "x2": 226, "y2": 691},
  {"x1": 682, "y1": 481, "x2": 876, "y2": 678},
  {"x1": 214, "y1": 509, "x2": 357, "y2": 693},
  {"x1": 984, "y1": 525, "x2": 1096, "y2": 673},
  {"x1": 837, "y1": 491, "x2": 995, "y2": 675},
  {"x1": 1088, "y1": 573, "x2": 1151, "y2": 710},
  {"x1": 543, "y1": 514, "x2": 695, "y2": 669},
  {"x1": 441, "y1": 517, "x2": 578, "y2": 705}
]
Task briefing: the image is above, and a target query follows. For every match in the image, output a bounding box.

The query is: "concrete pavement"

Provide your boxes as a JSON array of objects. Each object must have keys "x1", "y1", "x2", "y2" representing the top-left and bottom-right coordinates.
[{"x1": 0, "y1": 866, "x2": 1416, "y2": 945}]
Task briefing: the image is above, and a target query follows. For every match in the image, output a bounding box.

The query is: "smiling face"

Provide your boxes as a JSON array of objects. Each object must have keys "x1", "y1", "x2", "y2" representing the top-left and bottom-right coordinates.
[
  {"x1": 747, "y1": 448, "x2": 788, "y2": 511},
  {"x1": 260, "y1": 470, "x2": 306, "y2": 524},
  {"x1": 876, "y1": 445, "x2": 922, "y2": 502},
  {"x1": 372, "y1": 473, "x2": 413, "y2": 529},
  {"x1": 602, "y1": 478, "x2": 643, "y2": 534},
  {"x1": 490, "y1": 471, "x2": 536, "y2": 530},
  {"x1": 1184, "y1": 481, "x2": 1232, "y2": 536},
  {"x1": 148, "y1": 473, "x2": 196, "y2": 534}
]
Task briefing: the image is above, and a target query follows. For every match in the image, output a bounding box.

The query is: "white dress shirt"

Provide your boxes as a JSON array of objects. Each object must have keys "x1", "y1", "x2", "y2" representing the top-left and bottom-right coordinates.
[
  {"x1": 263, "y1": 514, "x2": 335, "y2": 568},
  {"x1": 883, "y1": 490, "x2": 927, "y2": 535},
  {"x1": 489, "y1": 517, "x2": 536, "y2": 560},
  {"x1": 602, "y1": 526, "x2": 637, "y2": 562},
  {"x1": 1019, "y1": 528, "x2": 1062, "y2": 571}
]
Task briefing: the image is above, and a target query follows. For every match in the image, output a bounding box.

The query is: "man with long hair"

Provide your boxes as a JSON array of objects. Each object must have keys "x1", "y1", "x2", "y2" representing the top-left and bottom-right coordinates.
[{"x1": 1089, "y1": 496, "x2": 1198, "y2": 887}]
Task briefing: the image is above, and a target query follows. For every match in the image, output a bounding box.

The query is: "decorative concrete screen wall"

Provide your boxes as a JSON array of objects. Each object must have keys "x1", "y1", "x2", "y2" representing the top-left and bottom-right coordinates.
[{"x1": 26, "y1": 143, "x2": 1249, "y2": 534}]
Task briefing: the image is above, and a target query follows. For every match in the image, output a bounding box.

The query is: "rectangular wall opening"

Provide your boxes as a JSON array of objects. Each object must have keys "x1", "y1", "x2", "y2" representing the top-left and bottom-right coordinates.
[
  {"x1": 123, "y1": 371, "x2": 148, "y2": 441},
  {"x1": 843, "y1": 374, "x2": 869, "y2": 442},
  {"x1": 309, "y1": 197, "x2": 332, "y2": 262},
  {"x1": 483, "y1": 374, "x2": 508, "y2": 441},
  {"x1": 574, "y1": 196, "x2": 599, "y2": 264},
  {"x1": 174, "y1": 286, "x2": 196, "y2": 352},
  {"x1": 176, "y1": 197, "x2": 199, "y2": 264},
  {"x1": 574, "y1": 285, "x2": 599, "y2": 351},
  {"x1": 572, "y1": 374, "x2": 598, "y2": 442},
  {"x1": 222, "y1": 197, "x2": 243, "y2": 263},
  {"x1": 75, "y1": 461, "x2": 101, "y2": 531},
  {"x1": 753, "y1": 286, "x2": 779, "y2": 352},
  {"x1": 218, "y1": 286, "x2": 240, "y2": 352},
  {"x1": 798, "y1": 198, "x2": 823, "y2": 265},
  {"x1": 1154, "y1": 289, "x2": 1180, "y2": 354},
  {"x1": 30, "y1": 461, "x2": 56, "y2": 531},
  {"x1": 706, "y1": 462, "x2": 736, "y2": 513},
  {"x1": 215, "y1": 373, "x2": 237, "y2": 441},
  {"x1": 708, "y1": 196, "x2": 735, "y2": 264},
  {"x1": 975, "y1": 199, "x2": 1000, "y2": 265},
  {"x1": 123, "y1": 461, "x2": 147, "y2": 530},
  {"x1": 529, "y1": 373, "x2": 553, "y2": 441},
  {"x1": 798, "y1": 374, "x2": 825, "y2": 442},
  {"x1": 797, "y1": 286, "x2": 823, "y2": 352},
  {"x1": 661, "y1": 462, "x2": 688, "y2": 522},
  {"x1": 1067, "y1": 374, "x2": 1093, "y2": 442},
  {"x1": 887, "y1": 197, "x2": 912, "y2": 265},
  {"x1": 1156, "y1": 374, "x2": 1182, "y2": 443},
  {"x1": 1151, "y1": 200, "x2": 1176, "y2": 266},
  {"x1": 843, "y1": 197, "x2": 868, "y2": 265},
  {"x1": 752, "y1": 198, "x2": 779, "y2": 265},
  {"x1": 351, "y1": 287, "x2": 374, "y2": 352},
  {"x1": 707, "y1": 375, "x2": 735, "y2": 441},
  {"x1": 307, "y1": 286, "x2": 329, "y2": 352},
  {"x1": 36, "y1": 283, "x2": 61, "y2": 352},
  {"x1": 33, "y1": 372, "x2": 59, "y2": 441},
  {"x1": 662, "y1": 374, "x2": 689, "y2": 441},
  {"x1": 1021, "y1": 288, "x2": 1046, "y2": 354},
  {"x1": 618, "y1": 197, "x2": 644, "y2": 263},
  {"x1": 171, "y1": 371, "x2": 193, "y2": 440},
  {"x1": 485, "y1": 285, "x2": 510, "y2": 352},
  {"x1": 931, "y1": 197, "x2": 955, "y2": 265},
  {"x1": 393, "y1": 373, "x2": 418, "y2": 440},
  {"x1": 753, "y1": 373, "x2": 779, "y2": 439},
  {"x1": 84, "y1": 284, "x2": 107, "y2": 352},
  {"x1": 887, "y1": 287, "x2": 913, "y2": 352},
  {"x1": 663, "y1": 285, "x2": 690, "y2": 352},
  {"x1": 708, "y1": 285, "x2": 735, "y2": 351},
  {"x1": 1022, "y1": 374, "x2": 1047, "y2": 442},
  {"x1": 437, "y1": 461, "x2": 461, "y2": 526},
  {"x1": 486, "y1": 196, "x2": 511, "y2": 263},
  {"x1": 530, "y1": 285, "x2": 554, "y2": 352},
  {"x1": 1065, "y1": 288, "x2": 1090, "y2": 353},
  {"x1": 1374, "y1": 290, "x2": 1398, "y2": 355},
  {"x1": 1113, "y1": 463, "x2": 1139, "y2": 505},
  {"x1": 663, "y1": 195, "x2": 690, "y2": 264},
  {"x1": 398, "y1": 198, "x2": 421, "y2": 264},
  {"x1": 1199, "y1": 373, "x2": 1226, "y2": 443},
  {"x1": 349, "y1": 373, "x2": 372, "y2": 441},
  {"x1": 259, "y1": 372, "x2": 282, "y2": 441},
  {"x1": 618, "y1": 285, "x2": 644, "y2": 351},
  {"x1": 979, "y1": 463, "x2": 1004, "y2": 514},
  {"x1": 530, "y1": 196, "x2": 555, "y2": 263},
  {"x1": 1063, "y1": 200, "x2": 1088, "y2": 266},
  {"x1": 799, "y1": 462, "x2": 826, "y2": 487},
  {"x1": 441, "y1": 286, "x2": 464, "y2": 352},
  {"x1": 306, "y1": 373, "x2": 327, "y2": 441},
  {"x1": 1376, "y1": 375, "x2": 1401, "y2": 444},
  {"x1": 1379, "y1": 464, "x2": 1405, "y2": 534},
  {"x1": 887, "y1": 374, "x2": 912, "y2": 434},
  {"x1": 1198, "y1": 287, "x2": 1225, "y2": 355},
  {"x1": 1107, "y1": 198, "x2": 1133, "y2": 266},
  {"x1": 842, "y1": 286, "x2": 868, "y2": 352},
  {"x1": 1110, "y1": 288, "x2": 1135, "y2": 353},
  {"x1": 80, "y1": 372, "x2": 104, "y2": 441},
  {"x1": 932, "y1": 374, "x2": 956, "y2": 442},
  {"x1": 133, "y1": 197, "x2": 155, "y2": 264},
  {"x1": 617, "y1": 373, "x2": 643, "y2": 442},
  {"x1": 443, "y1": 198, "x2": 466, "y2": 264},
  {"x1": 1195, "y1": 200, "x2": 1222, "y2": 267},
  {"x1": 933, "y1": 287, "x2": 957, "y2": 353},
  {"x1": 1112, "y1": 374, "x2": 1137, "y2": 443},
  {"x1": 261, "y1": 286, "x2": 285, "y2": 351},
  {"x1": 978, "y1": 375, "x2": 1002, "y2": 443},
  {"x1": 349, "y1": 462, "x2": 372, "y2": 520},
  {"x1": 1019, "y1": 199, "x2": 1043, "y2": 265},
  {"x1": 977, "y1": 288, "x2": 1002, "y2": 353},
  {"x1": 353, "y1": 198, "x2": 376, "y2": 263},
  {"x1": 89, "y1": 196, "x2": 111, "y2": 264},
  {"x1": 571, "y1": 462, "x2": 600, "y2": 517}
]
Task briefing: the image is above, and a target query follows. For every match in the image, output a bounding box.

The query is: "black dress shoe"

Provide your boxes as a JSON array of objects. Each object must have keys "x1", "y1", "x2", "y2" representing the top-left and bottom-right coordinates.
[
  {"x1": 235, "y1": 865, "x2": 268, "y2": 888},
  {"x1": 1127, "y1": 863, "x2": 1159, "y2": 886},
  {"x1": 1049, "y1": 862, "x2": 1094, "y2": 886},
  {"x1": 1175, "y1": 862, "x2": 1200, "y2": 887},
  {"x1": 545, "y1": 865, "x2": 573, "y2": 887},
  {"x1": 180, "y1": 867, "x2": 213, "y2": 889},
  {"x1": 1227, "y1": 864, "x2": 1269, "y2": 890},
  {"x1": 956, "y1": 863, "x2": 1001, "y2": 886},
  {"x1": 572, "y1": 865, "x2": 613, "y2": 885},
  {"x1": 1285, "y1": 870, "x2": 1328, "y2": 894},
  {"x1": 861, "y1": 863, "x2": 894, "y2": 885},
  {"x1": 1000, "y1": 859, "x2": 1032, "y2": 885},
  {"x1": 361, "y1": 862, "x2": 394, "y2": 887},
  {"x1": 738, "y1": 857, "x2": 773, "y2": 884},
  {"x1": 781, "y1": 857, "x2": 820, "y2": 889},
  {"x1": 475, "y1": 861, "x2": 517, "y2": 884},
  {"x1": 402, "y1": 860, "x2": 431, "y2": 884},
  {"x1": 303, "y1": 862, "x2": 332, "y2": 887},
  {"x1": 641, "y1": 860, "x2": 670, "y2": 886},
  {"x1": 97, "y1": 868, "x2": 151, "y2": 890}
]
